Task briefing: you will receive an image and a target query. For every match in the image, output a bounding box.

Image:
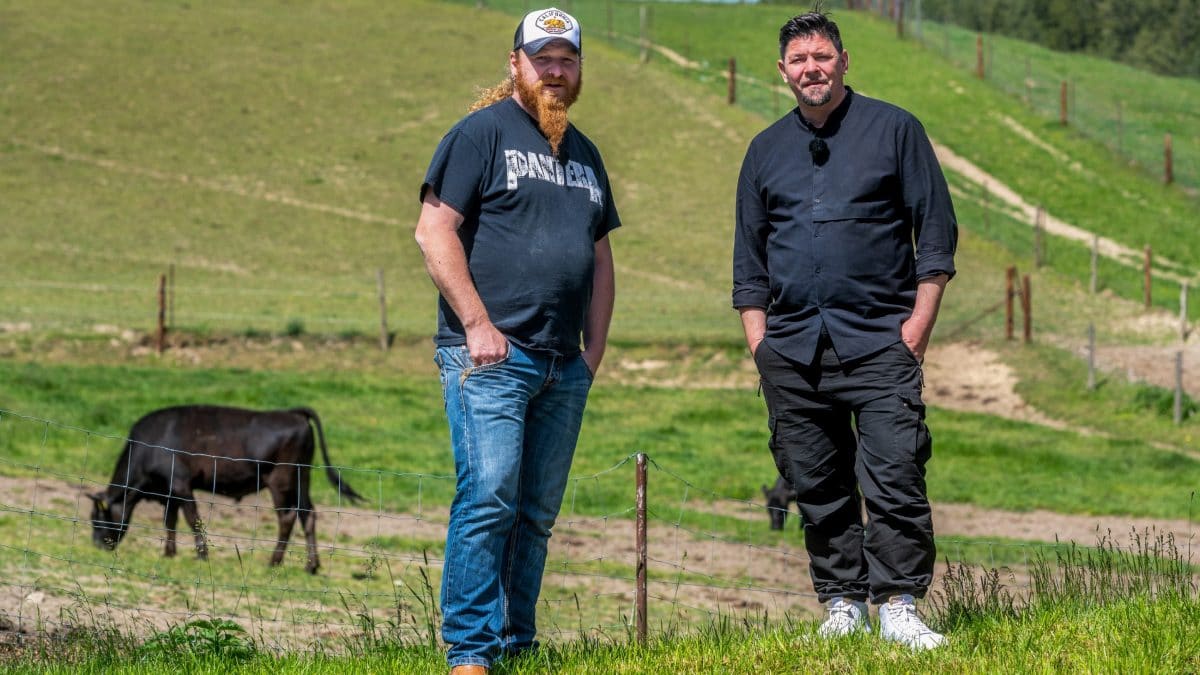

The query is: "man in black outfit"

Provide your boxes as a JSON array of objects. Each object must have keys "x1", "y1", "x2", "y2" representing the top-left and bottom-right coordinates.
[{"x1": 732, "y1": 10, "x2": 957, "y2": 650}]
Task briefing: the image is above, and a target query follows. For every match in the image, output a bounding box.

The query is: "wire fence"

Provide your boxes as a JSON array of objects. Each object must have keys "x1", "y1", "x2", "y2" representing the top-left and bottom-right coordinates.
[
  {"x1": 905, "y1": 10, "x2": 1200, "y2": 193},
  {"x1": 456, "y1": 0, "x2": 1196, "y2": 193},
  {"x1": 1, "y1": 407, "x2": 1195, "y2": 653},
  {"x1": 0, "y1": 268, "x2": 431, "y2": 341}
]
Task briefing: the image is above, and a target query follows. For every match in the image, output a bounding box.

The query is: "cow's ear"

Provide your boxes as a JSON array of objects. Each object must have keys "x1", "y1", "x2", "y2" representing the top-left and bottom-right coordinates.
[{"x1": 87, "y1": 492, "x2": 108, "y2": 510}]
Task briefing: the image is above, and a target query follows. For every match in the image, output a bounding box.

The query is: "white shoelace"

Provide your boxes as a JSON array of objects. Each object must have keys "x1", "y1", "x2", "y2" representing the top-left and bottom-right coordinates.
[
  {"x1": 820, "y1": 600, "x2": 865, "y2": 635},
  {"x1": 883, "y1": 602, "x2": 942, "y2": 643}
]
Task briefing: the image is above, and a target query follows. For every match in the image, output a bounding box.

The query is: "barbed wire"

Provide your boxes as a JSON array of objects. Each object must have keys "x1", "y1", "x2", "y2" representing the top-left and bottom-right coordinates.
[{"x1": 0, "y1": 279, "x2": 376, "y2": 300}]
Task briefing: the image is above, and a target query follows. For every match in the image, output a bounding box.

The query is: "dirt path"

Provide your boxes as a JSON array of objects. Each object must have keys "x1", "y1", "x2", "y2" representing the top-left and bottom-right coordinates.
[{"x1": 3, "y1": 430, "x2": 1196, "y2": 645}]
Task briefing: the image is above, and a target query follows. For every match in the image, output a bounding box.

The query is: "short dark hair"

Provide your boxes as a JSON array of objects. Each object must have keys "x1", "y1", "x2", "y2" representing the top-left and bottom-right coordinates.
[{"x1": 778, "y1": 12, "x2": 843, "y2": 58}]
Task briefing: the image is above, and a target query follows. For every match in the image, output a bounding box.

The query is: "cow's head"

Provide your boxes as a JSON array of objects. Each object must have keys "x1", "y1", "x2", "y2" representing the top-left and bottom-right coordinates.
[
  {"x1": 87, "y1": 491, "x2": 130, "y2": 550},
  {"x1": 762, "y1": 482, "x2": 794, "y2": 531}
]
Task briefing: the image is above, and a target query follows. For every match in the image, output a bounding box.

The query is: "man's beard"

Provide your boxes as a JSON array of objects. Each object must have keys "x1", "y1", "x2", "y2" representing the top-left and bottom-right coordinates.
[
  {"x1": 514, "y1": 73, "x2": 581, "y2": 157},
  {"x1": 800, "y1": 84, "x2": 832, "y2": 107}
]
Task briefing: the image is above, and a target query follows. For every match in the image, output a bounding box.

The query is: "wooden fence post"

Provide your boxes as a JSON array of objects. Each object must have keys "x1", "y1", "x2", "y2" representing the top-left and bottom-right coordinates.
[
  {"x1": 982, "y1": 181, "x2": 990, "y2": 231},
  {"x1": 1182, "y1": 281, "x2": 1191, "y2": 342},
  {"x1": 1087, "y1": 323, "x2": 1096, "y2": 391},
  {"x1": 635, "y1": 452, "x2": 648, "y2": 645},
  {"x1": 1165, "y1": 133, "x2": 1174, "y2": 185},
  {"x1": 1021, "y1": 274, "x2": 1032, "y2": 343},
  {"x1": 377, "y1": 268, "x2": 389, "y2": 352},
  {"x1": 167, "y1": 263, "x2": 176, "y2": 331},
  {"x1": 156, "y1": 273, "x2": 167, "y2": 355},
  {"x1": 1144, "y1": 245, "x2": 1153, "y2": 309},
  {"x1": 727, "y1": 57, "x2": 736, "y2": 105},
  {"x1": 639, "y1": 5, "x2": 648, "y2": 64},
  {"x1": 976, "y1": 34, "x2": 984, "y2": 79},
  {"x1": 1090, "y1": 234, "x2": 1099, "y2": 294},
  {"x1": 1005, "y1": 266, "x2": 1016, "y2": 341},
  {"x1": 896, "y1": 0, "x2": 904, "y2": 38},
  {"x1": 1116, "y1": 100, "x2": 1123, "y2": 154},
  {"x1": 1024, "y1": 57, "x2": 1031, "y2": 104},
  {"x1": 1060, "y1": 81, "x2": 1068, "y2": 125},
  {"x1": 1034, "y1": 206, "x2": 1045, "y2": 267},
  {"x1": 1174, "y1": 351, "x2": 1184, "y2": 425}
]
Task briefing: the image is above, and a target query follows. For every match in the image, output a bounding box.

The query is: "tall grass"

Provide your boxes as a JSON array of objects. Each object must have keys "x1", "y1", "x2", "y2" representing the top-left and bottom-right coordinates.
[{"x1": 4, "y1": 526, "x2": 1196, "y2": 672}]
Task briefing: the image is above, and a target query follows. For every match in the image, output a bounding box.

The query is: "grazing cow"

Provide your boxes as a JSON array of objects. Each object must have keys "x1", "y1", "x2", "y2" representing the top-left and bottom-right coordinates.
[
  {"x1": 87, "y1": 405, "x2": 363, "y2": 574},
  {"x1": 762, "y1": 475, "x2": 799, "y2": 531}
]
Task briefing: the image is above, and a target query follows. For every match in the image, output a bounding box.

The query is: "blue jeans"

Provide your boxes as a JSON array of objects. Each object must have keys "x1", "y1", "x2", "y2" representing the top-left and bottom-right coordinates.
[{"x1": 435, "y1": 342, "x2": 593, "y2": 668}]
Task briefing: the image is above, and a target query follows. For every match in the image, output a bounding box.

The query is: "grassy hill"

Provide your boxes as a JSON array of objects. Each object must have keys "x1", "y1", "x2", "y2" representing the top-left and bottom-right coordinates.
[{"x1": 1, "y1": 0, "x2": 1198, "y2": 518}]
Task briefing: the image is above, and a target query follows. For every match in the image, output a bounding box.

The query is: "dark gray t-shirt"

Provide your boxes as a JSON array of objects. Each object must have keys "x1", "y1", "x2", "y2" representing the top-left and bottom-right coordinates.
[{"x1": 421, "y1": 97, "x2": 621, "y2": 356}]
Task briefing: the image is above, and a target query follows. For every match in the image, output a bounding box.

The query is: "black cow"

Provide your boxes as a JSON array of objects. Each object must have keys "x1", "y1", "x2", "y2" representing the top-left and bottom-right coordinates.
[
  {"x1": 762, "y1": 475, "x2": 799, "y2": 531},
  {"x1": 88, "y1": 405, "x2": 363, "y2": 574}
]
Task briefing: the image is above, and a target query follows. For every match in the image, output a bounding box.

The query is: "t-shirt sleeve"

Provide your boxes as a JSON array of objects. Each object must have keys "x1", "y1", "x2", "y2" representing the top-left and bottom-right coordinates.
[
  {"x1": 419, "y1": 126, "x2": 487, "y2": 216},
  {"x1": 596, "y1": 166, "x2": 622, "y2": 241},
  {"x1": 585, "y1": 145, "x2": 624, "y2": 241}
]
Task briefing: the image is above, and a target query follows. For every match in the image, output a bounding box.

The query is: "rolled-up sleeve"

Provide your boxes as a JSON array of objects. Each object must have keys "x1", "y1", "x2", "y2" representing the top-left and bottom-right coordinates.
[
  {"x1": 900, "y1": 118, "x2": 958, "y2": 281},
  {"x1": 733, "y1": 145, "x2": 772, "y2": 309}
]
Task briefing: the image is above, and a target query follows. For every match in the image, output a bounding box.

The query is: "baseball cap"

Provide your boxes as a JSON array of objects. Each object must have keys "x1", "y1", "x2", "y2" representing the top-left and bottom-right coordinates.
[{"x1": 513, "y1": 7, "x2": 581, "y2": 56}]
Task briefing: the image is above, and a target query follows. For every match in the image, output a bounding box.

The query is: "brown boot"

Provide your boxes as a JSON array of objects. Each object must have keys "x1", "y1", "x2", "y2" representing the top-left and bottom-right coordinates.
[{"x1": 449, "y1": 666, "x2": 488, "y2": 675}]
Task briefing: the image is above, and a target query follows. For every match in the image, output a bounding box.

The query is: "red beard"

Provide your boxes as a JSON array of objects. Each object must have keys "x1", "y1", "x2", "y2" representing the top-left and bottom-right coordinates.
[{"x1": 514, "y1": 73, "x2": 581, "y2": 157}]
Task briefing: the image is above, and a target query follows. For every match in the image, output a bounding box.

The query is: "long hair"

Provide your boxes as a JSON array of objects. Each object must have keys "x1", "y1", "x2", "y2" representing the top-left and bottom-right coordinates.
[{"x1": 468, "y1": 75, "x2": 514, "y2": 112}]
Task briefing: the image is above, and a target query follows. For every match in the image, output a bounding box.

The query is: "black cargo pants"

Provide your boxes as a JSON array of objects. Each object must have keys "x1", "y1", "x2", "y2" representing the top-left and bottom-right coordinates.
[{"x1": 754, "y1": 333, "x2": 935, "y2": 604}]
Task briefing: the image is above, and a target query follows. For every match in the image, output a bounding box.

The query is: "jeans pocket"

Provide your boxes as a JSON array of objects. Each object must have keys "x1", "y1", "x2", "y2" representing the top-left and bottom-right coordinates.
[{"x1": 468, "y1": 344, "x2": 512, "y2": 372}]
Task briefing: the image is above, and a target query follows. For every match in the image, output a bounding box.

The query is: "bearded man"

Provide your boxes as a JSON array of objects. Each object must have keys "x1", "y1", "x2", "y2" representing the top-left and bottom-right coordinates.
[{"x1": 414, "y1": 8, "x2": 619, "y2": 674}]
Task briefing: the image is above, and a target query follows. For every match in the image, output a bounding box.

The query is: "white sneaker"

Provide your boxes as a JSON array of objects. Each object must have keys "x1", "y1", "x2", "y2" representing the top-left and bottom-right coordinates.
[
  {"x1": 878, "y1": 594, "x2": 946, "y2": 650},
  {"x1": 817, "y1": 597, "x2": 870, "y2": 638}
]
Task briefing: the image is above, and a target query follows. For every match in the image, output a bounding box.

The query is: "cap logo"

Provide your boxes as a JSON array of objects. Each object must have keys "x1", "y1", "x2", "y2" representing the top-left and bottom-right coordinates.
[{"x1": 536, "y1": 10, "x2": 572, "y2": 35}]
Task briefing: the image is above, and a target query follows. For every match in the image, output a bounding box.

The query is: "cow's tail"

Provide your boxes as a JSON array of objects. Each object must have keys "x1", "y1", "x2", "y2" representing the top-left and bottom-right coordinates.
[{"x1": 294, "y1": 407, "x2": 365, "y2": 505}]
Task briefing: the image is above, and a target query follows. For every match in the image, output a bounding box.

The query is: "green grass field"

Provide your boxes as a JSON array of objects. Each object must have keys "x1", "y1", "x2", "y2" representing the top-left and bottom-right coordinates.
[{"x1": 3, "y1": 0, "x2": 1200, "y2": 670}]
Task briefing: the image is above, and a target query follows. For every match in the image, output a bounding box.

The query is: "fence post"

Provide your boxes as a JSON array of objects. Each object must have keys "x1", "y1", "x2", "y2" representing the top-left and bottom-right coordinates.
[
  {"x1": 1060, "y1": 81, "x2": 1068, "y2": 125},
  {"x1": 635, "y1": 452, "x2": 648, "y2": 645},
  {"x1": 1005, "y1": 266, "x2": 1015, "y2": 340},
  {"x1": 1021, "y1": 274, "x2": 1032, "y2": 343},
  {"x1": 377, "y1": 268, "x2": 389, "y2": 352},
  {"x1": 639, "y1": 5, "x2": 648, "y2": 64},
  {"x1": 156, "y1": 273, "x2": 167, "y2": 355},
  {"x1": 167, "y1": 263, "x2": 175, "y2": 331},
  {"x1": 1165, "y1": 133, "x2": 1174, "y2": 185},
  {"x1": 1116, "y1": 100, "x2": 1123, "y2": 154},
  {"x1": 896, "y1": 0, "x2": 904, "y2": 39},
  {"x1": 1144, "y1": 245, "x2": 1153, "y2": 309},
  {"x1": 1087, "y1": 323, "x2": 1096, "y2": 391},
  {"x1": 1182, "y1": 281, "x2": 1191, "y2": 342},
  {"x1": 982, "y1": 181, "x2": 990, "y2": 231},
  {"x1": 1024, "y1": 57, "x2": 1031, "y2": 104},
  {"x1": 976, "y1": 34, "x2": 984, "y2": 79},
  {"x1": 1090, "y1": 234, "x2": 1099, "y2": 294},
  {"x1": 1034, "y1": 206, "x2": 1045, "y2": 267},
  {"x1": 1174, "y1": 351, "x2": 1184, "y2": 425},
  {"x1": 727, "y1": 57, "x2": 736, "y2": 105}
]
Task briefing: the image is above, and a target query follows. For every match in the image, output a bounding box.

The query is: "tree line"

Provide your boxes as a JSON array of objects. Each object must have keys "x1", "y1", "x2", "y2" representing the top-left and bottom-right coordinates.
[{"x1": 916, "y1": 0, "x2": 1200, "y2": 79}]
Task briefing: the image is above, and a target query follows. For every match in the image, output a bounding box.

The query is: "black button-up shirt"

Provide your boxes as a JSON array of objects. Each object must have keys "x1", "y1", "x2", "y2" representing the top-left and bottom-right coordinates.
[{"x1": 732, "y1": 88, "x2": 957, "y2": 365}]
